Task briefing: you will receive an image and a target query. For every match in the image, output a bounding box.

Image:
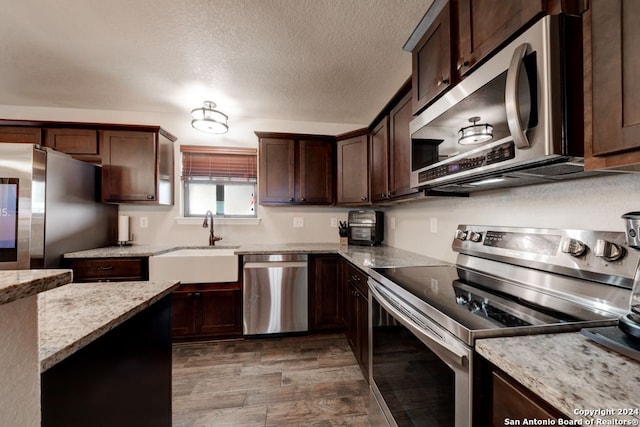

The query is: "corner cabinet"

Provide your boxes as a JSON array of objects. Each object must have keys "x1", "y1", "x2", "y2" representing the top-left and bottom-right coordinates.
[
  {"x1": 256, "y1": 132, "x2": 334, "y2": 205},
  {"x1": 585, "y1": 1, "x2": 640, "y2": 171},
  {"x1": 336, "y1": 130, "x2": 370, "y2": 206},
  {"x1": 101, "y1": 128, "x2": 176, "y2": 205}
]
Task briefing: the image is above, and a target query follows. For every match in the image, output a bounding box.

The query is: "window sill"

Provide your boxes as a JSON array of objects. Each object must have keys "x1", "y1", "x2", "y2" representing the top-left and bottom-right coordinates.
[{"x1": 175, "y1": 217, "x2": 262, "y2": 226}]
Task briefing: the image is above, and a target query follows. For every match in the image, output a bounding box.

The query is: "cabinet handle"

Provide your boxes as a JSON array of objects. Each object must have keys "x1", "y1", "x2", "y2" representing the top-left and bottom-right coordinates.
[
  {"x1": 361, "y1": 196, "x2": 367, "y2": 201},
  {"x1": 146, "y1": 194, "x2": 154, "y2": 200},
  {"x1": 437, "y1": 77, "x2": 450, "y2": 87},
  {"x1": 301, "y1": 197, "x2": 306, "y2": 201},
  {"x1": 97, "y1": 265, "x2": 113, "y2": 271},
  {"x1": 457, "y1": 60, "x2": 470, "y2": 71},
  {"x1": 289, "y1": 197, "x2": 295, "y2": 202}
]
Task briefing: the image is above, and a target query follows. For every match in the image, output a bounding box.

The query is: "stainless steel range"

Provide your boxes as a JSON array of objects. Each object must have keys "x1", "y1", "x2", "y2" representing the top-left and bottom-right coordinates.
[{"x1": 368, "y1": 225, "x2": 634, "y2": 427}]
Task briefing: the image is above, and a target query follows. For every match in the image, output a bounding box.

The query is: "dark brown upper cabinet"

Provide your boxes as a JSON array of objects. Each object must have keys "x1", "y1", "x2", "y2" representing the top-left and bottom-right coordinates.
[
  {"x1": 256, "y1": 132, "x2": 334, "y2": 206},
  {"x1": 412, "y1": 1, "x2": 454, "y2": 115},
  {"x1": 370, "y1": 117, "x2": 390, "y2": 203},
  {"x1": 585, "y1": 1, "x2": 640, "y2": 171},
  {"x1": 336, "y1": 130, "x2": 370, "y2": 206},
  {"x1": 389, "y1": 92, "x2": 418, "y2": 199},
  {"x1": 44, "y1": 128, "x2": 100, "y2": 163},
  {"x1": 457, "y1": 0, "x2": 546, "y2": 77},
  {"x1": 101, "y1": 128, "x2": 175, "y2": 205},
  {"x1": 409, "y1": 0, "x2": 575, "y2": 114},
  {"x1": 0, "y1": 126, "x2": 41, "y2": 144}
]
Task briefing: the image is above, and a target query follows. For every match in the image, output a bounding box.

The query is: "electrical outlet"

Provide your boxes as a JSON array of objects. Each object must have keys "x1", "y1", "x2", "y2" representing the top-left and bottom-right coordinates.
[
  {"x1": 430, "y1": 217, "x2": 437, "y2": 233},
  {"x1": 293, "y1": 217, "x2": 304, "y2": 228},
  {"x1": 140, "y1": 216, "x2": 149, "y2": 228},
  {"x1": 390, "y1": 217, "x2": 396, "y2": 230},
  {"x1": 330, "y1": 218, "x2": 338, "y2": 228}
]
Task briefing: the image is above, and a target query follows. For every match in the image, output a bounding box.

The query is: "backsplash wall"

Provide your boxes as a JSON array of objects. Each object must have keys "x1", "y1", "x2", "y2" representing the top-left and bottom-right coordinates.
[{"x1": 384, "y1": 172, "x2": 640, "y2": 263}]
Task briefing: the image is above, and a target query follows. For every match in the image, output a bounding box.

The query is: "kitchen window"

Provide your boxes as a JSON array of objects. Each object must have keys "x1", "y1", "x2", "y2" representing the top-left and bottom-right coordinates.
[{"x1": 181, "y1": 146, "x2": 257, "y2": 218}]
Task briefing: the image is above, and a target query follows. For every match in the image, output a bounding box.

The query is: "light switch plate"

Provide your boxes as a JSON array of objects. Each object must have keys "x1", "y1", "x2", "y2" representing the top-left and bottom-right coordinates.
[
  {"x1": 293, "y1": 217, "x2": 304, "y2": 228},
  {"x1": 430, "y1": 217, "x2": 437, "y2": 233},
  {"x1": 330, "y1": 218, "x2": 338, "y2": 228}
]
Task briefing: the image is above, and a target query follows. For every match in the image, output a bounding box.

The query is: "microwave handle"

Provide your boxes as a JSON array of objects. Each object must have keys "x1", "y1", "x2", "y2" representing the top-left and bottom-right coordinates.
[{"x1": 506, "y1": 42, "x2": 531, "y2": 149}]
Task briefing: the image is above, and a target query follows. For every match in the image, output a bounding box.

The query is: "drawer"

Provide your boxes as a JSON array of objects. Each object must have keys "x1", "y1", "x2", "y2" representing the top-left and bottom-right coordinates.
[
  {"x1": 70, "y1": 257, "x2": 148, "y2": 282},
  {"x1": 345, "y1": 262, "x2": 368, "y2": 296}
]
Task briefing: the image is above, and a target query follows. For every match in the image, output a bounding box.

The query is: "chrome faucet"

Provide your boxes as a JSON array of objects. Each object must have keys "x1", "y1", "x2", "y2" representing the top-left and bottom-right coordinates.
[{"x1": 202, "y1": 210, "x2": 223, "y2": 246}]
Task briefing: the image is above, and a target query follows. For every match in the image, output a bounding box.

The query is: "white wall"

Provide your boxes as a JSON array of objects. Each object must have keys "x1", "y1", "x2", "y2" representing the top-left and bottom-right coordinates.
[{"x1": 384, "y1": 172, "x2": 640, "y2": 263}]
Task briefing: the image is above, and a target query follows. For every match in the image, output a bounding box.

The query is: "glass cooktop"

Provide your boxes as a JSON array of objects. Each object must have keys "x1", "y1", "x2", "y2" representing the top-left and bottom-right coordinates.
[{"x1": 370, "y1": 265, "x2": 616, "y2": 344}]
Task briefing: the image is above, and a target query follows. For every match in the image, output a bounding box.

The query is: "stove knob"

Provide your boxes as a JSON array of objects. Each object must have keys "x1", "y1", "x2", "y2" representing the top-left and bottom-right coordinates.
[
  {"x1": 468, "y1": 231, "x2": 483, "y2": 242},
  {"x1": 561, "y1": 238, "x2": 586, "y2": 257},
  {"x1": 594, "y1": 239, "x2": 626, "y2": 262},
  {"x1": 455, "y1": 229, "x2": 468, "y2": 241}
]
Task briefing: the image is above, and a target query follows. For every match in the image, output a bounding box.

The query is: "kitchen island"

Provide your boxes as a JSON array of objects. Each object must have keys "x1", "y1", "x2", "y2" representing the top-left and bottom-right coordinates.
[
  {"x1": 39, "y1": 279, "x2": 179, "y2": 427},
  {"x1": 476, "y1": 332, "x2": 640, "y2": 424},
  {"x1": 0, "y1": 269, "x2": 72, "y2": 427}
]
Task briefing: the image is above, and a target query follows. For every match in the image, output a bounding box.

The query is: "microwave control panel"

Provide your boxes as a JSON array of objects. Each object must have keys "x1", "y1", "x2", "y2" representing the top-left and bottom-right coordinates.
[{"x1": 418, "y1": 142, "x2": 515, "y2": 184}]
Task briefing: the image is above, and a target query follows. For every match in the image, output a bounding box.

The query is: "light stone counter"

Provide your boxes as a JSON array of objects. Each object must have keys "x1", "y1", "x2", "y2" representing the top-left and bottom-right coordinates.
[
  {"x1": 476, "y1": 332, "x2": 640, "y2": 423},
  {"x1": 0, "y1": 269, "x2": 73, "y2": 305},
  {"x1": 38, "y1": 280, "x2": 179, "y2": 372},
  {"x1": 64, "y1": 243, "x2": 447, "y2": 272}
]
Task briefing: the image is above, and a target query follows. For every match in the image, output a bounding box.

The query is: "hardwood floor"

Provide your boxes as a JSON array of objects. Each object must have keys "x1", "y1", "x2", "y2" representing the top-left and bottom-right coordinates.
[{"x1": 172, "y1": 332, "x2": 373, "y2": 426}]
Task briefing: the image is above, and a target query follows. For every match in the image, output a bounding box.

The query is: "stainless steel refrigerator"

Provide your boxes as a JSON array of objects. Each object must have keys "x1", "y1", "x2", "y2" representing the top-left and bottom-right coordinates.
[{"x1": 0, "y1": 143, "x2": 117, "y2": 270}]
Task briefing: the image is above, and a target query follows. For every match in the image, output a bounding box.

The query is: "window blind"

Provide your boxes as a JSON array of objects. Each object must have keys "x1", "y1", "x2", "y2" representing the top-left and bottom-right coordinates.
[{"x1": 181, "y1": 146, "x2": 257, "y2": 180}]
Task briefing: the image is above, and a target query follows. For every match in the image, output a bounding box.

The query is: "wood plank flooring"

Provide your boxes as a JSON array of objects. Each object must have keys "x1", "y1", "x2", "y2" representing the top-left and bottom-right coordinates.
[{"x1": 172, "y1": 332, "x2": 373, "y2": 426}]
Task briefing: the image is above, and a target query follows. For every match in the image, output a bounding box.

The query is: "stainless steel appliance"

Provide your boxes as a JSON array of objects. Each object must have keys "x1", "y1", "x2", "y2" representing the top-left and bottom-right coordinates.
[
  {"x1": 243, "y1": 254, "x2": 308, "y2": 335},
  {"x1": 348, "y1": 210, "x2": 384, "y2": 246},
  {"x1": 0, "y1": 143, "x2": 117, "y2": 270},
  {"x1": 409, "y1": 15, "x2": 605, "y2": 193},
  {"x1": 580, "y1": 212, "x2": 640, "y2": 362},
  {"x1": 368, "y1": 225, "x2": 633, "y2": 427}
]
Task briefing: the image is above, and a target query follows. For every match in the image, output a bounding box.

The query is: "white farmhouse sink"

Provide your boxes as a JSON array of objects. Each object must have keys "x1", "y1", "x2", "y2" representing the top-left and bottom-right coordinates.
[{"x1": 148, "y1": 247, "x2": 239, "y2": 284}]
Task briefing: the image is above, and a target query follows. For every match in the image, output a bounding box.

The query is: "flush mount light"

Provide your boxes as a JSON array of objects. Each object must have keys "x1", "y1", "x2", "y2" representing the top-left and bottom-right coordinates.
[
  {"x1": 191, "y1": 101, "x2": 229, "y2": 134},
  {"x1": 458, "y1": 116, "x2": 493, "y2": 145}
]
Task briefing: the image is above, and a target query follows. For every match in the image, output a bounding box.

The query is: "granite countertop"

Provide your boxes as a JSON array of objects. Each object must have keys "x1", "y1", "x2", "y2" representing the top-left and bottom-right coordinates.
[
  {"x1": 476, "y1": 333, "x2": 640, "y2": 423},
  {"x1": 63, "y1": 243, "x2": 447, "y2": 272},
  {"x1": 0, "y1": 269, "x2": 73, "y2": 305},
  {"x1": 38, "y1": 280, "x2": 179, "y2": 372}
]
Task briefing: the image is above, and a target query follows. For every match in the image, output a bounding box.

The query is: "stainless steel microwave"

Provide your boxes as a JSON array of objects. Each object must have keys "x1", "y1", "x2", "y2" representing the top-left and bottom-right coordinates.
[{"x1": 410, "y1": 15, "x2": 603, "y2": 193}]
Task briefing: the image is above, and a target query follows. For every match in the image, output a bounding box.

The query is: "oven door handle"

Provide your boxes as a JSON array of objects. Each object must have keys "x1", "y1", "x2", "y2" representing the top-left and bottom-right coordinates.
[{"x1": 369, "y1": 282, "x2": 468, "y2": 366}]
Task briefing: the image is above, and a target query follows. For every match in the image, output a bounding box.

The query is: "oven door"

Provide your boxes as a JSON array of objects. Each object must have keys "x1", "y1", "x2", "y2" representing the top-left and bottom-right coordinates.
[{"x1": 369, "y1": 279, "x2": 473, "y2": 427}]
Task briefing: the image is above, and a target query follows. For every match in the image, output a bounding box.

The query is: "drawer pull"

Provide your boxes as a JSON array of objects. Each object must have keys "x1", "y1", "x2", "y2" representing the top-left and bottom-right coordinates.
[{"x1": 97, "y1": 266, "x2": 113, "y2": 271}]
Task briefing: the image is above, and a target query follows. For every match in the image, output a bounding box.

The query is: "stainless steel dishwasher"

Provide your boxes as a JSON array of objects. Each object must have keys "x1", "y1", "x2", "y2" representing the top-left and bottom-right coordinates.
[{"x1": 243, "y1": 254, "x2": 308, "y2": 335}]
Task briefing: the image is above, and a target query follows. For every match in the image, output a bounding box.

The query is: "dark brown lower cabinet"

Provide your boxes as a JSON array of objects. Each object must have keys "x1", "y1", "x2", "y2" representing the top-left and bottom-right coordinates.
[
  {"x1": 68, "y1": 257, "x2": 149, "y2": 282},
  {"x1": 309, "y1": 254, "x2": 343, "y2": 331},
  {"x1": 475, "y1": 356, "x2": 564, "y2": 426},
  {"x1": 171, "y1": 282, "x2": 242, "y2": 341},
  {"x1": 41, "y1": 295, "x2": 172, "y2": 427},
  {"x1": 342, "y1": 259, "x2": 369, "y2": 381}
]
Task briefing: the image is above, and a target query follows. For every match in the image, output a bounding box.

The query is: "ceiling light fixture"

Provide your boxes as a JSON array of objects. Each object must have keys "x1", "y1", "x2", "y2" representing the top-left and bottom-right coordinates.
[
  {"x1": 458, "y1": 116, "x2": 493, "y2": 145},
  {"x1": 191, "y1": 101, "x2": 229, "y2": 134}
]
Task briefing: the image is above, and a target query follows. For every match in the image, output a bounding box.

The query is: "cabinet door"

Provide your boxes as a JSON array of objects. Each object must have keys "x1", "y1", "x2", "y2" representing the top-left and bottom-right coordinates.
[
  {"x1": 101, "y1": 130, "x2": 157, "y2": 203},
  {"x1": 389, "y1": 92, "x2": 418, "y2": 199},
  {"x1": 198, "y1": 285, "x2": 242, "y2": 338},
  {"x1": 172, "y1": 291, "x2": 197, "y2": 337},
  {"x1": 412, "y1": 2, "x2": 453, "y2": 114},
  {"x1": 457, "y1": 0, "x2": 545, "y2": 76},
  {"x1": 258, "y1": 138, "x2": 295, "y2": 204},
  {"x1": 297, "y1": 140, "x2": 334, "y2": 204},
  {"x1": 337, "y1": 134, "x2": 369, "y2": 205},
  {"x1": 587, "y1": 1, "x2": 640, "y2": 168},
  {"x1": 370, "y1": 118, "x2": 390, "y2": 203},
  {"x1": 44, "y1": 128, "x2": 98, "y2": 154},
  {"x1": 0, "y1": 127, "x2": 41, "y2": 144},
  {"x1": 309, "y1": 255, "x2": 343, "y2": 331},
  {"x1": 356, "y1": 289, "x2": 369, "y2": 377}
]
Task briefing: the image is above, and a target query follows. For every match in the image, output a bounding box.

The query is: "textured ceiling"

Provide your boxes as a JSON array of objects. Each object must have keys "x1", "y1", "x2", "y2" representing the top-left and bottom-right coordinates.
[{"x1": 0, "y1": 0, "x2": 431, "y2": 125}]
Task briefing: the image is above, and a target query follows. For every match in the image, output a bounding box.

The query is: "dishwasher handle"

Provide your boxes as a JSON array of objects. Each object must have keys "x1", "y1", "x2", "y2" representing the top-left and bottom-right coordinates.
[{"x1": 244, "y1": 261, "x2": 308, "y2": 269}]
